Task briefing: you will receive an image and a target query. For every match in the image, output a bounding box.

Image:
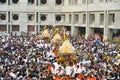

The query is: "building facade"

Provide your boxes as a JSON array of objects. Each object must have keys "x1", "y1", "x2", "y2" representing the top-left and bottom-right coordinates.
[{"x1": 0, "y1": 0, "x2": 120, "y2": 39}]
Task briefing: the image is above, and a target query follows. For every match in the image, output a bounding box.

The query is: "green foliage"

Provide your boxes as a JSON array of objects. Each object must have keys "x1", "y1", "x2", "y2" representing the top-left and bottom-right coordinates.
[{"x1": 107, "y1": 39, "x2": 120, "y2": 43}]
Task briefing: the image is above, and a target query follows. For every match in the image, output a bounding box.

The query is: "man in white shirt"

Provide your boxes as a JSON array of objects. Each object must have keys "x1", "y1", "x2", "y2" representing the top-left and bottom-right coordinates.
[
  {"x1": 75, "y1": 65, "x2": 82, "y2": 74},
  {"x1": 44, "y1": 43, "x2": 48, "y2": 49},
  {"x1": 77, "y1": 63, "x2": 86, "y2": 74},
  {"x1": 51, "y1": 64, "x2": 57, "y2": 75},
  {"x1": 56, "y1": 67, "x2": 64, "y2": 76},
  {"x1": 53, "y1": 61, "x2": 60, "y2": 71},
  {"x1": 65, "y1": 64, "x2": 73, "y2": 76}
]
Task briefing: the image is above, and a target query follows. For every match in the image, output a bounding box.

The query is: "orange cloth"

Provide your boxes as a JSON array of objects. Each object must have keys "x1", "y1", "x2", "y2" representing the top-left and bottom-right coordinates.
[
  {"x1": 53, "y1": 49, "x2": 57, "y2": 56},
  {"x1": 77, "y1": 74, "x2": 83, "y2": 79},
  {"x1": 90, "y1": 77, "x2": 96, "y2": 80},
  {"x1": 53, "y1": 45, "x2": 59, "y2": 56},
  {"x1": 55, "y1": 76, "x2": 61, "y2": 80},
  {"x1": 48, "y1": 66, "x2": 51, "y2": 71},
  {"x1": 86, "y1": 77, "x2": 91, "y2": 80},
  {"x1": 61, "y1": 76, "x2": 70, "y2": 80},
  {"x1": 26, "y1": 77, "x2": 31, "y2": 80},
  {"x1": 87, "y1": 77, "x2": 96, "y2": 80}
]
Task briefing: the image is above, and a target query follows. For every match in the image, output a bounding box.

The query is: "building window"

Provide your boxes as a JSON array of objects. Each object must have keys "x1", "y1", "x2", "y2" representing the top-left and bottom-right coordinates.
[
  {"x1": 12, "y1": 0, "x2": 19, "y2": 4},
  {"x1": 13, "y1": 14, "x2": 19, "y2": 21},
  {"x1": 100, "y1": 14, "x2": 104, "y2": 25},
  {"x1": 68, "y1": 0, "x2": 72, "y2": 5},
  {"x1": 0, "y1": 0, "x2": 6, "y2": 4},
  {"x1": 69, "y1": 14, "x2": 71, "y2": 23},
  {"x1": 28, "y1": 0, "x2": 34, "y2": 4},
  {"x1": 41, "y1": 0, "x2": 46, "y2": 4},
  {"x1": 28, "y1": 25, "x2": 35, "y2": 32},
  {"x1": 0, "y1": 25, "x2": 7, "y2": 31},
  {"x1": 12, "y1": 25, "x2": 19, "y2": 31},
  {"x1": 109, "y1": 13, "x2": 115, "y2": 25},
  {"x1": 40, "y1": 15, "x2": 46, "y2": 21},
  {"x1": 61, "y1": 14, "x2": 65, "y2": 22},
  {"x1": 90, "y1": 14, "x2": 95, "y2": 24},
  {"x1": 0, "y1": 14, "x2": 6, "y2": 20},
  {"x1": 106, "y1": 0, "x2": 112, "y2": 2},
  {"x1": 56, "y1": 15, "x2": 61, "y2": 21},
  {"x1": 75, "y1": 14, "x2": 79, "y2": 23},
  {"x1": 56, "y1": 0, "x2": 62, "y2": 5},
  {"x1": 28, "y1": 15, "x2": 34, "y2": 21},
  {"x1": 88, "y1": 0, "x2": 93, "y2": 3},
  {"x1": 99, "y1": 0, "x2": 104, "y2": 2},
  {"x1": 73, "y1": 0, "x2": 78, "y2": 5},
  {"x1": 82, "y1": 0, "x2": 86, "y2": 4},
  {"x1": 94, "y1": 28, "x2": 103, "y2": 34},
  {"x1": 83, "y1": 14, "x2": 86, "y2": 24}
]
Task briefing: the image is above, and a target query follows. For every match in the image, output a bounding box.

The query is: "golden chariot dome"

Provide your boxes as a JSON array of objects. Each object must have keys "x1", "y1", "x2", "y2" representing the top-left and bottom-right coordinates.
[
  {"x1": 52, "y1": 27, "x2": 63, "y2": 43},
  {"x1": 52, "y1": 33, "x2": 62, "y2": 43},
  {"x1": 41, "y1": 29, "x2": 50, "y2": 38},
  {"x1": 40, "y1": 25, "x2": 51, "y2": 38},
  {"x1": 58, "y1": 40, "x2": 75, "y2": 54}
]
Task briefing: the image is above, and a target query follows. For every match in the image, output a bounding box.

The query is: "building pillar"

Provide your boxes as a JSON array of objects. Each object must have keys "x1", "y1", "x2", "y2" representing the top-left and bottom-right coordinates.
[
  {"x1": 85, "y1": 0, "x2": 93, "y2": 38},
  {"x1": 7, "y1": 25, "x2": 9, "y2": 33},
  {"x1": 7, "y1": 11, "x2": 9, "y2": 33},
  {"x1": 104, "y1": 28, "x2": 112, "y2": 39},
  {"x1": 85, "y1": 11, "x2": 94, "y2": 38},
  {"x1": 85, "y1": 10, "x2": 89, "y2": 38},
  {"x1": 36, "y1": 25, "x2": 39, "y2": 34},
  {"x1": 34, "y1": 12, "x2": 37, "y2": 34},
  {"x1": 10, "y1": 11, "x2": 12, "y2": 33},
  {"x1": 33, "y1": 25, "x2": 36, "y2": 34},
  {"x1": 71, "y1": 12, "x2": 78, "y2": 36},
  {"x1": 65, "y1": 13, "x2": 69, "y2": 23},
  {"x1": 104, "y1": 11, "x2": 107, "y2": 39},
  {"x1": 37, "y1": 25, "x2": 40, "y2": 34},
  {"x1": 103, "y1": 11, "x2": 112, "y2": 39}
]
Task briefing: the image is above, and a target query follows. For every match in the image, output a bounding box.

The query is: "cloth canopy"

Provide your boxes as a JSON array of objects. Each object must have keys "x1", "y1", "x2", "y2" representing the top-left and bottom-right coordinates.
[
  {"x1": 52, "y1": 33, "x2": 63, "y2": 43},
  {"x1": 41, "y1": 29, "x2": 50, "y2": 38},
  {"x1": 58, "y1": 40, "x2": 75, "y2": 54}
]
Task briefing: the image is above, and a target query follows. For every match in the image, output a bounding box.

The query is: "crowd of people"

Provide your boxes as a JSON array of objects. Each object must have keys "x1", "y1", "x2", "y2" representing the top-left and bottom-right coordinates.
[{"x1": 0, "y1": 31, "x2": 119, "y2": 80}]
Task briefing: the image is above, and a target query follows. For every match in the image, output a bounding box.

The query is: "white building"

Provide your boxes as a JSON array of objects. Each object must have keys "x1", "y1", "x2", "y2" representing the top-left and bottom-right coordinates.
[{"x1": 0, "y1": 0, "x2": 120, "y2": 39}]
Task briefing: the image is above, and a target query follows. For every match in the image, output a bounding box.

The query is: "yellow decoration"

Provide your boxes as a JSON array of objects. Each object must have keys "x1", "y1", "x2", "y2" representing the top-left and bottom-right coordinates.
[
  {"x1": 59, "y1": 40, "x2": 75, "y2": 54},
  {"x1": 53, "y1": 27, "x2": 59, "y2": 35},
  {"x1": 52, "y1": 28, "x2": 63, "y2": 43},
  {"x1": 44, "y1": 25, "x2": 47, "y2": 30},
  {"x1": 41, "y1": 29, "x2": 50, "y2": 38},
  {"x1": 52, "y1": 34, "x2": 62, "y2": 42}
]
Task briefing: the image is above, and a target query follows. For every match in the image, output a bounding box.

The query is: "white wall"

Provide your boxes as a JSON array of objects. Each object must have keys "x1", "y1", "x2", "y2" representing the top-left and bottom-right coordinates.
[{"x1": 0, "y1": 0, "x2": 120, "y2": 38}]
